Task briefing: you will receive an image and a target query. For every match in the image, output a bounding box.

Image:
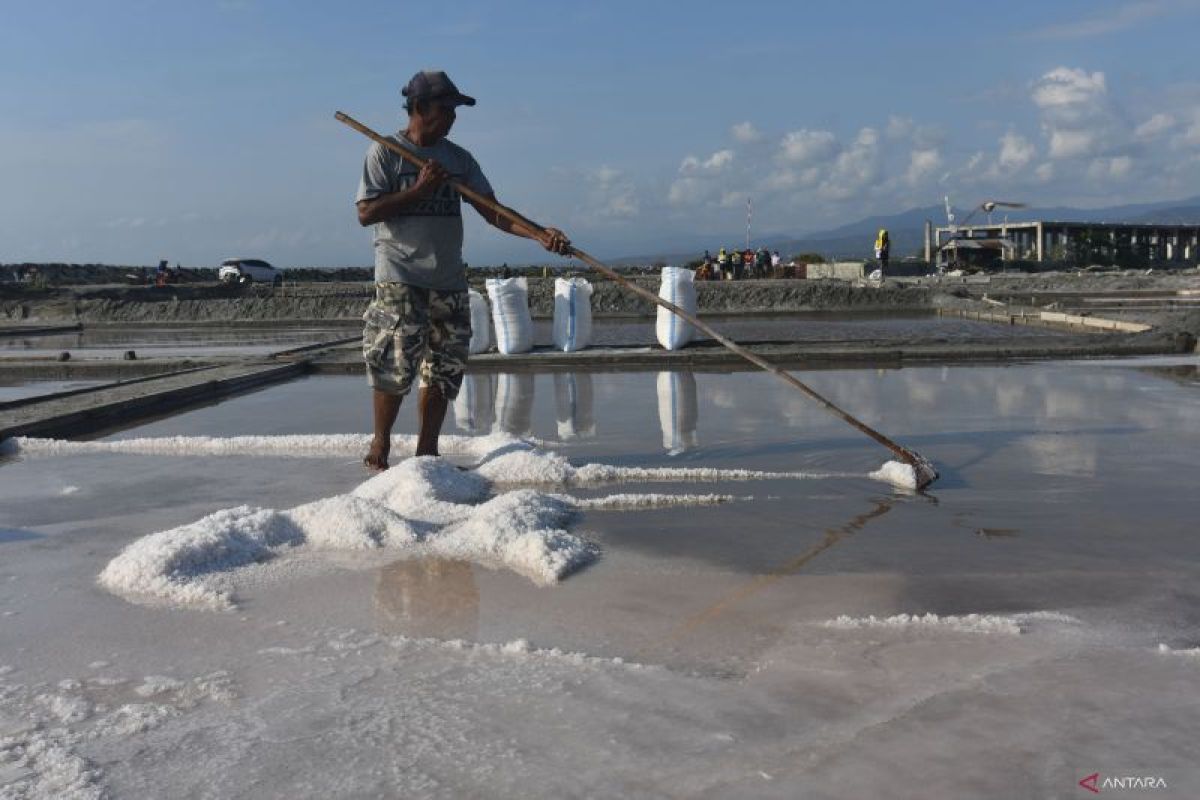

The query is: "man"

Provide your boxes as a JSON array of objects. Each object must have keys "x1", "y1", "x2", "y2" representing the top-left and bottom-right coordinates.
[
  {"x1": 874, "y1": 228, "x2": 890, "y2": 277},
  {"x1": 355, "y1": 70, "x2": 570, "y2": 470}
]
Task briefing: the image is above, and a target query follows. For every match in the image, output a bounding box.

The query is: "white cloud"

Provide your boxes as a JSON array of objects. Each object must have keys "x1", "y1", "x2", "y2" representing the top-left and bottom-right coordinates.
[
  {"x1": 1178, "y1": 110, "x2": 1200, "y2": 147},
  {"x1": 1135, "y1": 113, "x2": 1176, "y2": 139},
  {"x1": 667, "y1": 176, "x2": 703, "y2": 207},
  {"x1": 886, "y1": 115, "x2": 914, "y2": 139},
  {"x1": 1047, "y1": 129, "x2": 1096, "y2": 159},
  {"x1": 731, "y1": 122, "x2": 761, "y2": 143},
  {"x1": 1031, "y1": 67, "x2": 1114, "y2": 161},
  {"x1": 1031, "y1": 0, "x2": 1177, "y2": 39},
  {"x1": 680, "y1": 149, "x2": 734, "y2": 174},
  {"x1": 779, "y1": 129, "x2": 838, "y2": 164},
  {"x1": 584, "y1": 165, "x2": 639, "y2": 219},
  {"x1": 819, "y1": 127, "x2": 880, "y2": 200},
  {"x1": 905, "y1": 148, "x2": 942, "y2": 185},
  {"x1": 719, "y1": 190, "x2": 748, "y2": 208},
  {"x1": 654, "y1": 65, "x2": 1200, "y2": 239},
  {"x1": 1032, "y1": 67, "x2": 1107, "y2": 115},
  {"x1": 997, "y1": 132, "x2": 1036, "y2": 171},
  {"x1": 1087, "y1": 155, "x2": 1133, "y2": 180}
]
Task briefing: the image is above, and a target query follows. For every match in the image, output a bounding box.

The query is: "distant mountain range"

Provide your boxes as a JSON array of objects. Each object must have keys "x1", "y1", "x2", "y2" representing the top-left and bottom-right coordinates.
[{"x1": 611, "y1": 195, "x2": 1200, "y2": 264}]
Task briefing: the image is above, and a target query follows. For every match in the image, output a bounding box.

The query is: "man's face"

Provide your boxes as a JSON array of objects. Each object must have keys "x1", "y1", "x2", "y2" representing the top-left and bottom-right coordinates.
[{"x1": 427, "y1": 100, "x2": 457, "y2": 138}]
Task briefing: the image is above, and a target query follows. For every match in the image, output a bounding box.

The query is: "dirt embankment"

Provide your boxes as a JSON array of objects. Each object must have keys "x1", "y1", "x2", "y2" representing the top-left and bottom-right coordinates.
[{"x1": 1, "y1": 278, "x2": 935, "y2": 324}]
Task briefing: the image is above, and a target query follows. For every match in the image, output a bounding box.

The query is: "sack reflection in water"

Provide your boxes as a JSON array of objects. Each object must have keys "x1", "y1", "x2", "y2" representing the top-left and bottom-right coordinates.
[
  {"x1": 374, "y1": 558, "x2": 480, "y2": 640},
  {"x1": 496, "y1": 372, "x2": 535, "y2": 436},
  {"x1": 554, "y1": 372, "x2": 596, "y2": 440},
  {"x1": 454, "y1": 373, "x2": 497, "y2": 433},
  {"x1": 657, "y1": 370, "x2": 698, "y2": 455}
]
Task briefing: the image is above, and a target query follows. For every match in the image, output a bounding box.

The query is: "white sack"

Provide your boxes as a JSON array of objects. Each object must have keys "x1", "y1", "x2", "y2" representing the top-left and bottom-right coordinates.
[
  {"x1": 486, "y1": 277, "x2": 533, "y2": 354},
  {"x1": 467, "y1": 289, "x2": 491, "y2": 354},
  {"x1": 552, "y1": 277, "x2": 593, "y2": 352},
  {"x1": 655, "y1": 267, "x2": 697, "y2": 350}
]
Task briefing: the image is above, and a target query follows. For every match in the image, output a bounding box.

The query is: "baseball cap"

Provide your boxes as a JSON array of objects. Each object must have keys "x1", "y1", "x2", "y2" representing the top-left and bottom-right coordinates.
[{"x1": 402, "y1": 70, "x2": 476, "y2": 108}]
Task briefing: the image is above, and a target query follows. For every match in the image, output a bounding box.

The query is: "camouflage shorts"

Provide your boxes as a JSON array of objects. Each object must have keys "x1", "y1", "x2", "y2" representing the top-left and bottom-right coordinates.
[{"x1": 362, "y1": 283, "x2": 471, "y2": 399}]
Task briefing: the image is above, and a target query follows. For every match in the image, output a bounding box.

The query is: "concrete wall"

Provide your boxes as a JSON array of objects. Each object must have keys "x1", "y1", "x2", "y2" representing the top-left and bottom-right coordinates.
[{"x1": 806, "y1": 261, "x2": 865, "y2": 280}]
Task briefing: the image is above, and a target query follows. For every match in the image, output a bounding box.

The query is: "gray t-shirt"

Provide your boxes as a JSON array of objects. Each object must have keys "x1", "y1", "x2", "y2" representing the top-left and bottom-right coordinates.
[{"x1": 356, "y1": 132, "x2": 493, "y2": 290}]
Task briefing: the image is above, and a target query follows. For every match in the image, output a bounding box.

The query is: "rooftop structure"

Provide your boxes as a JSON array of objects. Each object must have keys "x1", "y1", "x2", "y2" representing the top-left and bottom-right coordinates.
[{"x1": 928, "y1": 220, "x2": 1200, "y2": 269}]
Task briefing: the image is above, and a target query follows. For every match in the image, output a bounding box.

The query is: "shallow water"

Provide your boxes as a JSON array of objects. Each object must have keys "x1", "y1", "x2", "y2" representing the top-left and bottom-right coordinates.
[
  {"x1": 1, "y1": 357, "x2": 1198, "y2": 798},
  {"x1": 85, "y1": 361, "x2": 1198, "y2": 582}
]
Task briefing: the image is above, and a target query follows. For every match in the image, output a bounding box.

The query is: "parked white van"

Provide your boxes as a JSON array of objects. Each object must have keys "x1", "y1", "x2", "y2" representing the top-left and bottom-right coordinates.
[{"x1": 218, "y1": 258, "x2": 282, "y2": 286}]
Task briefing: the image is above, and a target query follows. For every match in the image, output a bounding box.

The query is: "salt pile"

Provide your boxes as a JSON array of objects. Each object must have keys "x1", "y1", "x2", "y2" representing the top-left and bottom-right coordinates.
[
  {"x1": 98, "y1": 456, "x2": 593, "y2": 608},
  {"x1": 6, "y1": 431, "x2": 528, "y2": 461},
  {"x1": 821, "y1": 611, "x2": 1080, "y2": 636},
  {"x1": 869, "y1": 460, "x2": 919, "y2": 490},
  {"x1": 10, "y1": 433, "x2": 858, "y2": 487},
  {"x1": 93, "y1": 438, "x2": 789, "y2": 609},
  {"x1": 30, "y1": 430, "x2": 920, "y2": 609}
]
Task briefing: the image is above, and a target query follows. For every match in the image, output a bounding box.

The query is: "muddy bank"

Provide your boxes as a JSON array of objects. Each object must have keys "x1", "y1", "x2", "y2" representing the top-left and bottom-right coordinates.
[{"x1": 1, "y1": 278, "x2": 935, "y2": 324}]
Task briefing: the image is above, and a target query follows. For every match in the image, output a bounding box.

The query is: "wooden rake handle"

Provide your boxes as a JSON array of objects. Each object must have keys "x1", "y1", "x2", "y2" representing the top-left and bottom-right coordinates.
[{"x1": 335, "y1": 111, "x2": 936, "y2": 485}]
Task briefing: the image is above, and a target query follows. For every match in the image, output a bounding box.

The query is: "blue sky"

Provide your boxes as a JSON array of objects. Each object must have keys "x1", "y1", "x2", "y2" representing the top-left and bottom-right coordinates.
[{"x1": 3, "y1": 0, "x2": 1200, "y2": 267}]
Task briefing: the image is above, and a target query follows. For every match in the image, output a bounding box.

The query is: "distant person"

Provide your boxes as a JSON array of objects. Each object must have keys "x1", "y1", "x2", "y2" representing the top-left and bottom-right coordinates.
[
  {"x1": 755, "y1": 246, "x2": 769, "y2": 279},
  {"x1": 874, "y1": 229, "x2": 890, "y2": 276},
  {"x1": 355, "y1": 69, "x2": 570, "y2": 470},
  {"x1": 771, "y1": 250, "x2": 781, "y2": 275},
  {"x1": 717, "y1": 247, "x2": 729, "y2": 279}
]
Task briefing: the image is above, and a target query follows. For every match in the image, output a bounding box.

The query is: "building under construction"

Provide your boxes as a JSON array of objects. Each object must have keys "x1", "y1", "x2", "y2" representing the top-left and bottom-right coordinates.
[{"x1": 926, "y1": 220, "x2": 1200, "y2": 269}]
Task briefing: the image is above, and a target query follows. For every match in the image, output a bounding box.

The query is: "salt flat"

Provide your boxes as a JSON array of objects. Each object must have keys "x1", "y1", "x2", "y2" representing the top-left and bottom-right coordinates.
[{"x1": 1, "y1": 360, "x2": 1198, "y2": 798}]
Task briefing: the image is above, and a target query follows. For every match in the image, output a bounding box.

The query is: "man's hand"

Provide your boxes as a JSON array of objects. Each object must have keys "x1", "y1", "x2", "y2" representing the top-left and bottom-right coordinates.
[
  {"x1": 540, "y1": 227, "x2": 572, "y2": 256},
  {"x1": 412, "y1": 160, "x2": 449, "y2": 197}
]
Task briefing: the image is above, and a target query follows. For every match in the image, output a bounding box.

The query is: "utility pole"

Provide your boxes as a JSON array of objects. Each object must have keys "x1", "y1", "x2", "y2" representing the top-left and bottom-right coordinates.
[{"x1": 746, "y1": 196, "x2": 752, "y2": 250}]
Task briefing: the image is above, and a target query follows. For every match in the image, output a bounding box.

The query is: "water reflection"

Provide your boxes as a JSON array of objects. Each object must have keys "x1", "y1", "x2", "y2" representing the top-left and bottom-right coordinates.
[
  {"x1": 453, "y1": 373, "x2": 496, "y2": 434},
  {"x1": 651, "y1": 496, "x2": 898, "y2": 664},
  {"x1": 554, "y1": 373, "x2": 596, "y2": 440},
  {"x1": 373, "y1": 558, "x2": 480, "y2": 640},
  {"x1": 495, "y1": 373, "x2": 535, "y2": 436},
  {"x1": 463, "y1": 361, "x2": 1192, "y2": 469},
  {"x1": 657, "y1": 371, "x2": 698, "y2": 455}
]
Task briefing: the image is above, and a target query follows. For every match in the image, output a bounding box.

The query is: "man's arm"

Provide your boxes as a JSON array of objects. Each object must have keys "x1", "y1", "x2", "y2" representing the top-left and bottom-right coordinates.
[
  {"x1": 465, "y1": 193, "x2": 571, "y2": 255},
  {"x1": 356, "y1": 160, "x2": 450, "y2": 226}
]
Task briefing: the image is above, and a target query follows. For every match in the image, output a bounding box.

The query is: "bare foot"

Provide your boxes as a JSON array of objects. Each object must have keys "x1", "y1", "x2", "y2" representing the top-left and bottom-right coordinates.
[{"x1": 364, "y1": 437, "x2": 390, "y2": 471}]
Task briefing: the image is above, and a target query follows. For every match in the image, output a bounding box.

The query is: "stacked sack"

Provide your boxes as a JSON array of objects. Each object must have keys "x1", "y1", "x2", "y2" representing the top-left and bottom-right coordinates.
[
  {"x1": 656, "y1": 267, "x2": 697, "y2": 350},
  {"x1": 485, "y1": 277, "x2": 534, "y2": 354},
  {"x1": 552, "y1": 277, "x2": 593, "y2": 352}
]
